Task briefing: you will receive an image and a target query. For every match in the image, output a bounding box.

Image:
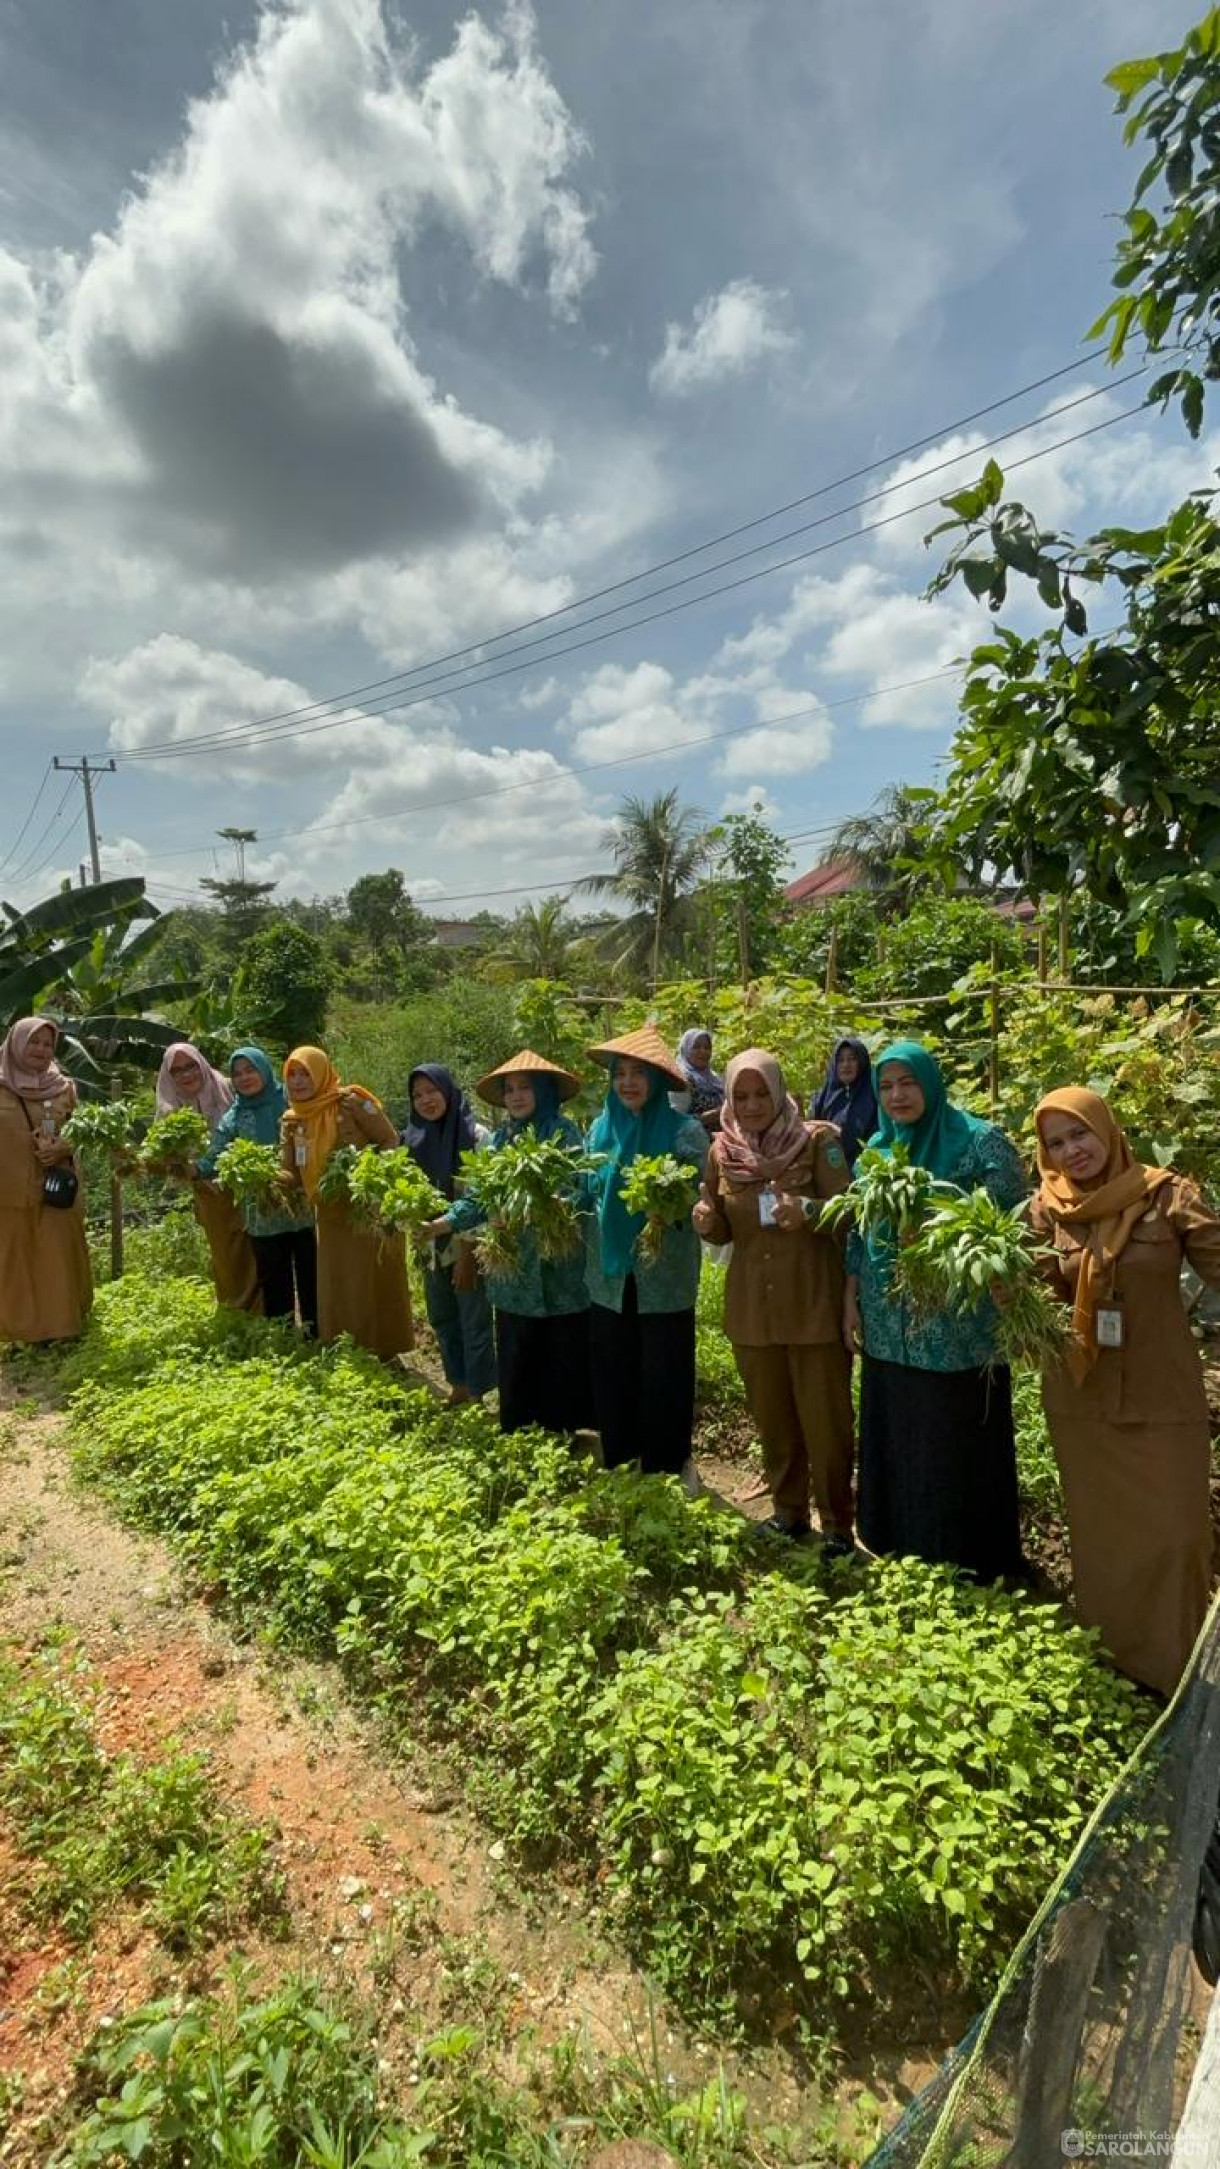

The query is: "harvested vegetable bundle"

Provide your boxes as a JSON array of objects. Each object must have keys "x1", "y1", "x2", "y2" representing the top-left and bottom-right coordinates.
[
  {"x1": 458, "y1": 1134, "x2": 600, "y2": 1277},
  {"x1": 140, "y1": 1108, "x2": 210, "y2": 1173},
  {"x1": 619, "y1": 1152, "x2": 700, "y2": 1262},
  {"x1": 321, "y1": 1145, "x2": 445, "y2": 1233},
  {"x1": 214, "y1": 1138, "x2": 284, "y2": 1207},
  {"x1": 818, "y1": 1143, "x2": 956, "y2": 1241},
  {"x1": 896, "y1": 1188, "x2": 1074, "y2": 1370},
  {"x1": 61, "y1": 1099, "x2": 138, "y2": 1154}
]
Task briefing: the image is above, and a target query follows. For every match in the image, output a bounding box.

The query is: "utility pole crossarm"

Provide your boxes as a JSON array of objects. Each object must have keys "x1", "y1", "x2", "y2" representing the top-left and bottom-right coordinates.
[{"x1": 53, "y1": 756, "x2": 117, "y2": 884}]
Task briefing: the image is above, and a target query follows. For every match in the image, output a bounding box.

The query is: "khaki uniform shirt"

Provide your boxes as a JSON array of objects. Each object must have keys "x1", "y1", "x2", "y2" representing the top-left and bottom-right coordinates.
[{"x1": 700, "y1": 1122, "x2": 849, "y2": 1347}]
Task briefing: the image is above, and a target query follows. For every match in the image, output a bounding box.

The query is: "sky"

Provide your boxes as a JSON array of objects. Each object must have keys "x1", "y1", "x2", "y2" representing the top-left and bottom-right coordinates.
[{"x1": 0, "y1": 0, "x2": 1213, "y2": 920}]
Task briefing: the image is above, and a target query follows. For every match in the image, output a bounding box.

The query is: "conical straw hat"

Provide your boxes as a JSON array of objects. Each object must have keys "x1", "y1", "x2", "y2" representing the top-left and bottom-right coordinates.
[
  {"x1": 587, "y1": 1024, "x2": 687, "y2": 1092},
  {"x1": 475, "y1": 1046, "x2": 582, "y2": 1107}
]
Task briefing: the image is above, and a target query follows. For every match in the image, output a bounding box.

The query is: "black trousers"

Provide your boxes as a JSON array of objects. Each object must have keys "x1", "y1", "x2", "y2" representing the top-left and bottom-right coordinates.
[
  {"x1": 495, "y1": 1308, "x2": 593, "y2": 1435},
  {"x1": 590, "y1": 1279, "x2": 696, "y2": 1476},
  {"x1": 251, "y1": 1227, "x2": 318, "y2": 1335}
]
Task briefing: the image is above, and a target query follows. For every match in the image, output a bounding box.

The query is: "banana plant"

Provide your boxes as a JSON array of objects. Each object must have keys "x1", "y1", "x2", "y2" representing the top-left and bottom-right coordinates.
[{"x1": 0, "y1": 878, "x2": 187, "y2": 1084}]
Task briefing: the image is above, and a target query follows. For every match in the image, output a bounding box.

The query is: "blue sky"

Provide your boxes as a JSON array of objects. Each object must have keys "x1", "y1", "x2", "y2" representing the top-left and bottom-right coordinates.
[{"x1": 0, "y1": 0, "x2": 1211, "y2": 917}]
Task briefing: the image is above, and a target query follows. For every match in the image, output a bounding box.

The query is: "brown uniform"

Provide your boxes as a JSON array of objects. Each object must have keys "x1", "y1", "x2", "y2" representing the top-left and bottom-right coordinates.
[
  {"x1": 282, "y1": 1091, "x2": 414, "y2": 1362},
  {"x1": 1030, "y1": 1176, "x2": 1220, "y2": 1698},
  {"x1": 190, "y1": 1180, "x2": 260, "y2": 1312},
  {"x1": 0, "y1": 1082, "x2": 93, "y2": 1344},
  {"x1": 701, "y1": 1122, "x2": 853, "y2": 1536}
]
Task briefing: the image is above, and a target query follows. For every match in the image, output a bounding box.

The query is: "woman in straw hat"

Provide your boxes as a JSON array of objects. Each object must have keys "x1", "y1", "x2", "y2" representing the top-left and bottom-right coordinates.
[
  {"x1": 1032, "y1": 1087, "x2": 1220, "y2": 1698},
  {"x1": 694, "y1": 1048, "x2": 855, "y2": 1550},
  {"x1": 281, "y1": 1043, "x2": 414, "y2": 1360},
  {"x1": 419, "y1": 1049, "x2": 593, "y2": 1434},
  {"x1": 401, "y1": 1064, "x2": 495, "y2": 1406},
  {"x1": 585, "y1": 1026, "x2": 709, "y2": 1488},
  {"x1": 0, "y1": 1016, "x2": 92, "y2": 1344}
]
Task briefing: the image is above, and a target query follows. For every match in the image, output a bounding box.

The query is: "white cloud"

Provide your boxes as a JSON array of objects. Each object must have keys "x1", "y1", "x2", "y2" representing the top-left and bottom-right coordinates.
[
  {"x1": 650, "y1": 277, "x2": 792, "y2": 398},
  {"x1": 718, "y1": 705, "x2": 833, "y2": 778},
  {"x1": 563, "y1": 660, "x2": 714, "y2": 762}
]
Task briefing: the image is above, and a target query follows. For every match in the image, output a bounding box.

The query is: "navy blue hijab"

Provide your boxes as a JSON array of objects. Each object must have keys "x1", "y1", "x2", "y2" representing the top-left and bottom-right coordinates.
[
  {"x1": 811, "y1": 1036, "x2": 878, "y2": 1168},
  {"x1": 401, "y1": 1064, "x2": 479, "y2": 1199}
]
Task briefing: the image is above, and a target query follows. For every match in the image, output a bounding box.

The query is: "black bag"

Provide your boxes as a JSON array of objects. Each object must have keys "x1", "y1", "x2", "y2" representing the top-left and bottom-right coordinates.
[{"x1": 20, "y1": 1097, "x2": 79, "y2": 1209}]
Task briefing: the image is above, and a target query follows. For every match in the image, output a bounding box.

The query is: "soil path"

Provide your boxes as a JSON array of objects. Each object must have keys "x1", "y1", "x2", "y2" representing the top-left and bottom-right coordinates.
[{"x1": 0, "y1": 1402, "x2": 959, "y2": 2164}]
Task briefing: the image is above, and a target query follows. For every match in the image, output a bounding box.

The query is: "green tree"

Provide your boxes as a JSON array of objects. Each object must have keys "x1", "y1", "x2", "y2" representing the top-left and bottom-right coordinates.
[
  {"x1": 577, "y1": 789, "x2": 709, "y2": 987},
  {"x1": 200, "y1": 827, "x2": 277, "y2": 944},
  {"x1": 826, "y1": 785, "x2": 934, "y2": 908},
  {"x1": 705, "y1": 808, "x2": 790, "y2": 980},
  {"x1": 484, "y1": 897, "x2": 585, "y2": 983},
  {"x1": 0, "y1": 878, "x2": 181, "y2": 1081},
  {"x1": 920, "y1": 10, "x2": 1220, "y2": 978},
  {"x1": 234, "y1": 919, "x2": 332, "y2": 1053}
]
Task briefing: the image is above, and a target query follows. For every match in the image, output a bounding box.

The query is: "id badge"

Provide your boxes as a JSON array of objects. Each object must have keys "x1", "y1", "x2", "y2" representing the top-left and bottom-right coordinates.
[
  {"x1": 294, "y1": 1135, "x2": 308, "y2": 1169},
  {"x1": 1095, "y1": 1307, "x2": 1124, "y2": 1350},
  {"x1": 758, "y1": 1189, "x2": 777, "y2": 1227}
]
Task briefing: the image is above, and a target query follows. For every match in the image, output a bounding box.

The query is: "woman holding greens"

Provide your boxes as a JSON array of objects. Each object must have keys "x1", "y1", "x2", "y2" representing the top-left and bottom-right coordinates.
[
  {"x1": 197, "y1": 1046, "x2": 317, "y2": 1332},
  {"x1": 842, "y1": 1039, "x2": 1027, "y2": 1581},
  {"x1": 1032, "y1": 1087, "x2": 1220, "y2": 1698},
  {"x1": 156, "y1": 1039, "x2": 259, "y2": 1313},
  {"x1": 585, "y1": 1026, "x2": 709, "y2": 1487},
  {"x1": 282, "y1": 1044, "x2": 413, "y2": 1361},
  {"x1": 0, "y1": 1016, "x2": 92, "y2": 1345},
  {"x1": 418, "y1": 1049, "x2": 592, "y2": 1433},
  {"x1": 402, "y1": 1063, "x2": 495, "y2": 1407}
]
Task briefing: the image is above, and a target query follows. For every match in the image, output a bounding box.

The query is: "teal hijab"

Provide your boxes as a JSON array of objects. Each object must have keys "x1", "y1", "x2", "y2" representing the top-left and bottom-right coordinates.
[
  {"x1": 226, "y1": 1044, "x2": 286, "y2": 1145},
  {"x1": 872, "y1": 1039, "x2": 989, "y2": 1177},
  {"x1": 587, "y1": 1060, "x2": 686, "y2": 1278}
]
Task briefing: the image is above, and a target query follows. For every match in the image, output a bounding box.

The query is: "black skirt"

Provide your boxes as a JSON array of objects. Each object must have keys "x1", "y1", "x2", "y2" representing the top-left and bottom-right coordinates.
[
  {"x1": 495, "y1": 1308, "x2": 593, "y2": 1435},
  {"x1": 857, "y1": 1354, "x2": 1022, "y2": 1581},
  {"x1": 589, "y1": 1279, "x2": 696, "y2": 1476}
]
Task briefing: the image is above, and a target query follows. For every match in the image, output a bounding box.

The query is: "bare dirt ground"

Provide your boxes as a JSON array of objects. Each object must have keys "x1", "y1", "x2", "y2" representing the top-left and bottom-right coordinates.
[{"x1": 0, "y1": 1395, "x2": 964, "y2": 2166}]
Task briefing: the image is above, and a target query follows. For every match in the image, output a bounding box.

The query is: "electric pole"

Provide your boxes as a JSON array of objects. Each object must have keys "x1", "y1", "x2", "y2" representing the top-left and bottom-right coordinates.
[{"x1": 53, "y1": 756, "x2": 116, "y2": 884}]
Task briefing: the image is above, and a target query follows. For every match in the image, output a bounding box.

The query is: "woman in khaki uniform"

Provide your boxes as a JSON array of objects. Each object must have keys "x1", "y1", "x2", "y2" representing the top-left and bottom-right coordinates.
[
  {"x1": 0, "y1": 1016, "x2": 92, "y2": 1344},
  {"x1": 1032, "y1": 1086, "x2": 1220, "y2": 1699},
  {"x1": 693, "y1": 1047, "x2": 854, "y2": 1550},
  {"x1": 281, "y1": 1043, "x2": 413, "y2": 1361},
  {"x1": 155, "y1": 1041, "x2": 259, "y2": 1312}
]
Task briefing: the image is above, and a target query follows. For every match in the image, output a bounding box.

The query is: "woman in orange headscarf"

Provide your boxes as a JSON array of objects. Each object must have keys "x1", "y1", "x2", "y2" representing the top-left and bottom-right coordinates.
[
  {"x1": 281, "y1": 1045, "x2": 413, "y2": 1361},
  {"x1": 1032, "y1": 1087, "x2": 1220, "y2": 1699}
]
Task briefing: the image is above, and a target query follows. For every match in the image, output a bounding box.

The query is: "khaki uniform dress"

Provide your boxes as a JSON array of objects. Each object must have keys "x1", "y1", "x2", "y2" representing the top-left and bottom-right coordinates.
[
  {"x1": 283, "y1": 1091, "x2": 414, "y2": 1361},
  {"x1": 0, "y1": 1081, "x2": 93, "y2": 1343},
  {"x1": 1030, "y1": 1176, "x2": 1220, "y2": 1698},
  {"x1": 190, "y1": 1180, "x2": 260, "y2": 1312},
  {"x1": 700, "y1": 1123, "x2": 853, "y2": 1536}
]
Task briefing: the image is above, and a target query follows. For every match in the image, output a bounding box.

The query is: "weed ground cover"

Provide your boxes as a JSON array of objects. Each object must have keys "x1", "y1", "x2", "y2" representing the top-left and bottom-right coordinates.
[{"x1": 50, "y1": 1272, "x2": 1147, "y2": 2040}]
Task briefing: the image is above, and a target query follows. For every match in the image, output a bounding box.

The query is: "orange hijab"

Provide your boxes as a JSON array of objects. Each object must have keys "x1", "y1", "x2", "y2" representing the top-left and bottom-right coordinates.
[
  {"x1": 1034, "y1": 1087, "x2": 1172, "y2": 1374},
  {"x1": 283, "y1": 1044, "x2": 381, "y2": 1203}
]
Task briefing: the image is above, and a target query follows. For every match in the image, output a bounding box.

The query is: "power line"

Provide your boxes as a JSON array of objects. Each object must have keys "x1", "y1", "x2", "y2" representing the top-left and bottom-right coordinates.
[
  {"x1": 144, "y1": 667, "x2": 967, "y2": 861},
  {"x1": 6, "y1": 774, "x2": 81, "y2": 887},
  {"x1": 118, "y1": 374, "x2": 1147, "y2": 765},
  {"x1": 0, "y1": 764, "x2": 53, "y2": 882}
]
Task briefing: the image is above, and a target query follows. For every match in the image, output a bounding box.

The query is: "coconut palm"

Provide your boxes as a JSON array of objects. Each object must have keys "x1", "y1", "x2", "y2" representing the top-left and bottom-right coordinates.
[
  {"x1": 827, "y1": 785, "x2": 932, "y2": 907},
  {"x1": 485, "y1": 897, "x2": 583, "y2": 983},
  {"x1": 577, "y1": 790, "x2": 710, "y2": 986}
]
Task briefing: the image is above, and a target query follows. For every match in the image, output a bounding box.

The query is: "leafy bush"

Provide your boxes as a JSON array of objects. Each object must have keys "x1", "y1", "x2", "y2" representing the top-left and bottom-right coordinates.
[{"x1": 327, "y1": 985, "x2": 516, "y2": 1127}]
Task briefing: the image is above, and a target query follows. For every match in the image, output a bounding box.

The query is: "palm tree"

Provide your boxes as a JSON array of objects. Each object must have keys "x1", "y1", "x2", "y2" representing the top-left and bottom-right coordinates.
[
  {"x1": 826, "y1": 785, "x2": 932, "y2": 908},
  {"x1": 577, "y1": 790, "x2": 710, "y2": 986},
  {"x1": 484, "y1": 897, "x2": 583, "y2": 982}
]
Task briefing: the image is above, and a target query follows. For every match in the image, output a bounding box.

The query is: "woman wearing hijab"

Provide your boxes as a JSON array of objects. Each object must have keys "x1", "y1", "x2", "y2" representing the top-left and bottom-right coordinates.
[
  {"x1": 281, "y1": 1044, "x2": 413, "y2": 1361},
  {"x1": 0, "y1": 1016, "x2": 92, "y2": 1344},
  {"x1": 155, "y1": 1040, "x2": 259, "y2": 1313},
  {"x1": 197, "y1": 1047, "x2": 317, "y2": 1331},
  {"x1": 676, "y1": 1029, "x2": 726, "y2": 1131},
  {"x1": 420, "y1": 1051, "x2": 591, "y2": 1433},
  {"x1": 842, "y1": 1040, "x2": 1027, "y2": 1581},
  {"x1": 402, "y1": 1064, "x2": 495, "y2": 1407},
  {"x1": 694, "y1": 1049, "x2": 854, "y2": 1548},
  {"x1": 1032, "y1": 1089, "x2": 1220, "y2": 1699},
  {"x1": 585, "y1": 1027, "x2": 709, "y2": 1486},
  {"x1": 811, "y1": 1036, "x2": 878, "y2": 1170}
]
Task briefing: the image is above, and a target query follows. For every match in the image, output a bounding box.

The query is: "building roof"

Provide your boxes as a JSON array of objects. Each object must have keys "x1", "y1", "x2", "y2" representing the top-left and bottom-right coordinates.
[{"x1": 783, "y1": 856, "x2": 862, "y2": 905}]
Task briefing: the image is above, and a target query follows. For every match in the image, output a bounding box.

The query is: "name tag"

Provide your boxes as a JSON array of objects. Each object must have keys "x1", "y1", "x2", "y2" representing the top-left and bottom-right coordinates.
[
  {"x1": 294, "y1": 1137, "x2": 308, "y2": 1169},
  {"x1": 758, "y1": 1189, "x2": 777, "y2": 1226},
  {"x1": 1095, "y1": 1307, "x2": 1124, "y2": 1349}
]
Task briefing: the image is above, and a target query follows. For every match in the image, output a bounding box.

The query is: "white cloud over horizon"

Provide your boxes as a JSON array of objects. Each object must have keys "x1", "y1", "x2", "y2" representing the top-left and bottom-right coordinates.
[{"x1": 650, "y1": 277, "x2": 793, "y2": 398}]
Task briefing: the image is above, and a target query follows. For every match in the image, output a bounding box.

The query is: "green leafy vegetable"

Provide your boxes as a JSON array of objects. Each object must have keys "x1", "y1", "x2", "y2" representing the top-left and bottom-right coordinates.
[
  {"x1": 140, "y1": 1108, "x2": 211, "y2": 1172},
  {"x1": 619, "y1": 1152, "x2": 700, "y2": 1261},
  {"x1": 214, "y1": 1138, "x2": 285, "y2": 1208},
  {"x1": 458, "y1": 1134, "x2": 601, "y2": 1275},
  {"x1": 61, "y1": 1100, "x2": 138, "y2": 1154},
  {"x1": 317, "y1": 1144, "x2": 445, "y2": 1232},
  {"x1": 896, "y1": 1188, "x2": 1074, "y2": 1369},
  {"x1": 818, "y1": 1142, "x2": 957, "y2": 1241}
]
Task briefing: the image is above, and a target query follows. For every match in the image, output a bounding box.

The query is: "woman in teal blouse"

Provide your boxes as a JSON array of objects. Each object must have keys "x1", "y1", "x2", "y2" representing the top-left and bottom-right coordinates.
[
  {"x1": 197, "y1": 1045, "x2": 318, "y2": 1331},
  {"x1": 843, "y1": 1040, "x2": 1027, "y2": 1580},
  {"x1": 585, "y1": 1027, "x2": 709, "y2": 1490}
]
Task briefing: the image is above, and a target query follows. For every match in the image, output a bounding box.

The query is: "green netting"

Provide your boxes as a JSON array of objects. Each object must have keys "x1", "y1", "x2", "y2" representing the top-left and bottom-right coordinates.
[{"x1": 865, "y1": 1592, "x2": 1220, "y2": 2166}]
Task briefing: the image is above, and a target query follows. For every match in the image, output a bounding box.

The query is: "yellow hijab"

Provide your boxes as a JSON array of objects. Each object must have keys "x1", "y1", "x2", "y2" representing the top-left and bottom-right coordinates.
[
  {"x1": 1034, "y1": 1087, "x2": 1173, "y2": 1374},
  {"x1": 284, "y1": 1045, "x2": 349, "y2": 1203}
]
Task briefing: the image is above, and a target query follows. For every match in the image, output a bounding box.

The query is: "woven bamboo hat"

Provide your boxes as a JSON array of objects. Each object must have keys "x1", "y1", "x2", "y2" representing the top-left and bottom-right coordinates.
[
  {"x1": 475, "y1": 1046, "x2": 582, "y2": 1107},
  {"x1": 587, "y1": 1024, "x2": 687, "y2": 1092}
]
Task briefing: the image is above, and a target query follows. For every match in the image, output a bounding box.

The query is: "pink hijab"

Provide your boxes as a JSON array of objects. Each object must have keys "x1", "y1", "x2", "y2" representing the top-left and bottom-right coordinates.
[
  {"x1": 0, "y1": 1016, "x2": 71, "y2": 1102},
  {"x1": 155, "y1": 1041, "x2": 233, "y2": 1124},
  {"x1": 716, "y1": 1048, "x2": 811, "y2": 1185}
]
